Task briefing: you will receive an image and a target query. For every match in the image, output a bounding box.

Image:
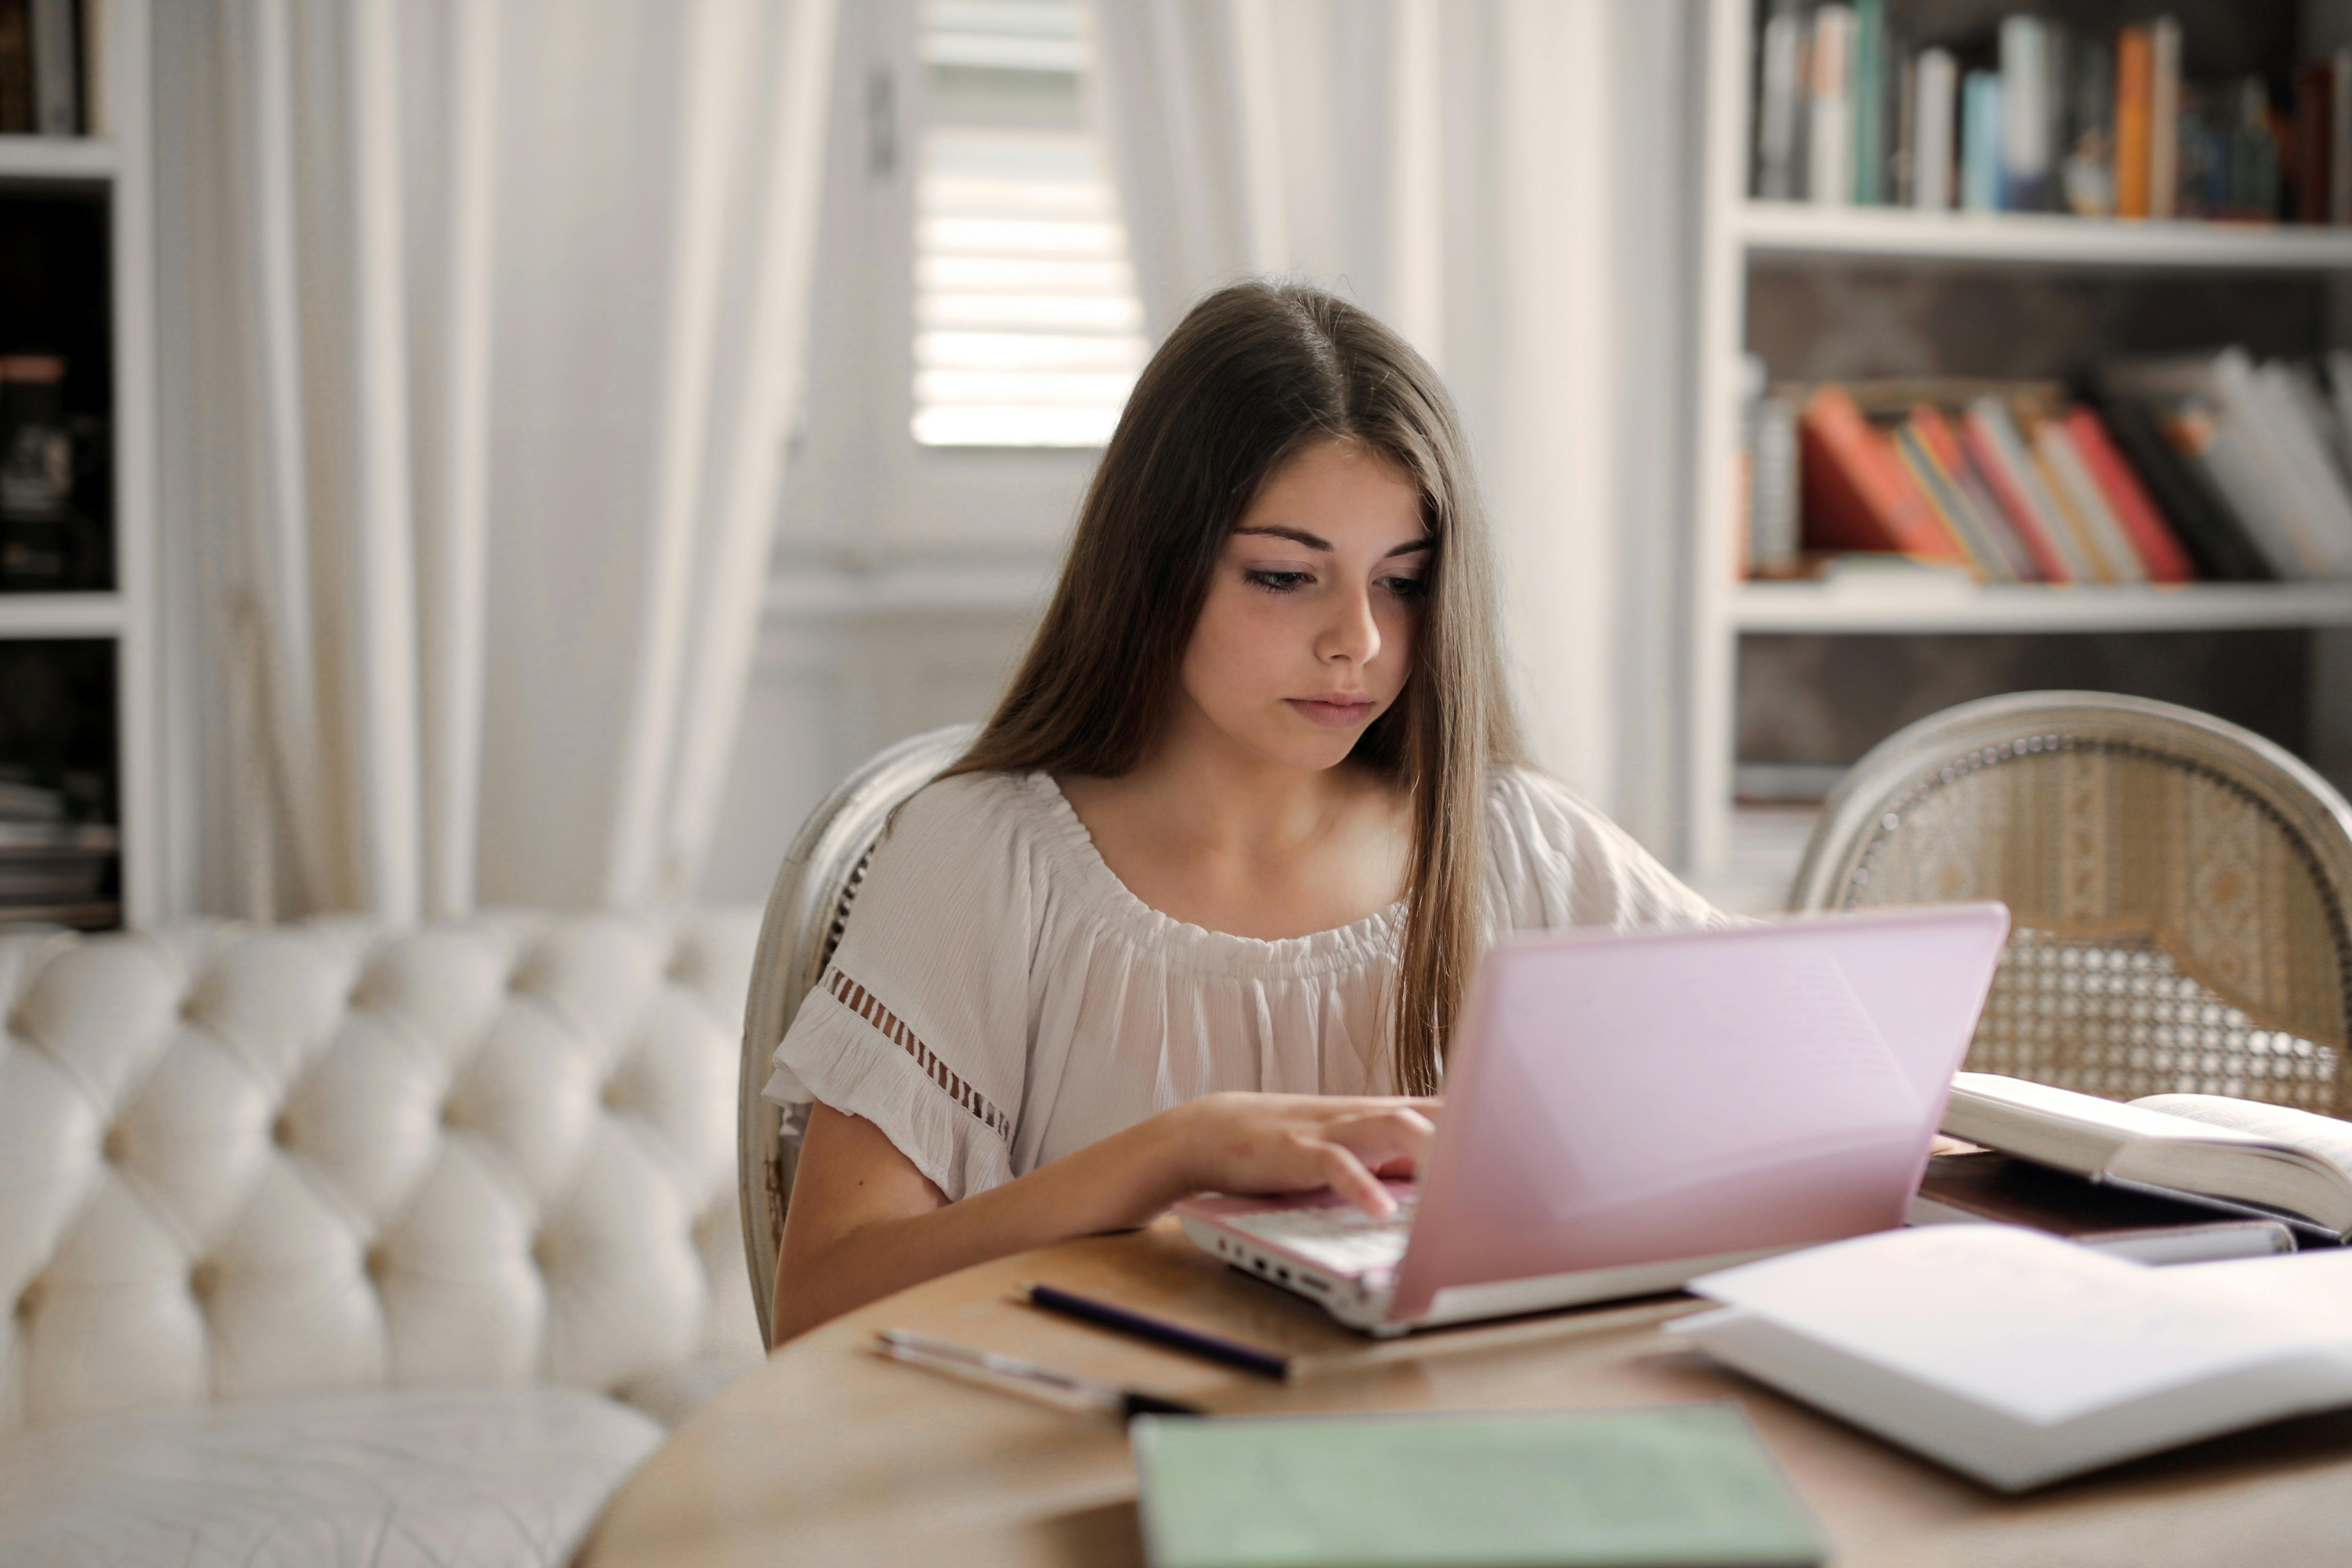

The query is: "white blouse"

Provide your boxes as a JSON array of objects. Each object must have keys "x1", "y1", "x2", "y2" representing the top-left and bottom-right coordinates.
[{"x1": 761, "y1": 767, "x2": 1721, "y2": 1202}]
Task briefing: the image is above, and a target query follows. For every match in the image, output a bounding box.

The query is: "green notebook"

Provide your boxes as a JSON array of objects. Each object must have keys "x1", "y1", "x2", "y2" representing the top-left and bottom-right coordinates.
[{"x1": 1129, "y1": 1405, "x2": 1823, "y2": 1568}]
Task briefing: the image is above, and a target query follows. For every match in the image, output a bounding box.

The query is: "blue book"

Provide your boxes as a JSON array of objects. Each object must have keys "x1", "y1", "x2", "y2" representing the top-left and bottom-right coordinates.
[{"x1": 1963, "y1": 71, "x2": 2004, "y2": 212}]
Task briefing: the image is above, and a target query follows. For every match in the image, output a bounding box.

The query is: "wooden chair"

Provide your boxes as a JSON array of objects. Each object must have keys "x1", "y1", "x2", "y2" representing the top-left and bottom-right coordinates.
[
  {"x1": 736, "y1": 723, "x2": 977, "y2": 1347},
  {"x1": 1791, "y1": 691, "x2": 2352, "y2": 1118}
]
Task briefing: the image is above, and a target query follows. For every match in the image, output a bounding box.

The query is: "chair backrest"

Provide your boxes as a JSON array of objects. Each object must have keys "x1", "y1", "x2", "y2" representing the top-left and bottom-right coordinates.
[
  {"x1": 737, "y1": 723, "x2": 978, "y2": 1347},
  {"x1": 1791, "y1": 691, "x2": 2352, "y2": 1117}
]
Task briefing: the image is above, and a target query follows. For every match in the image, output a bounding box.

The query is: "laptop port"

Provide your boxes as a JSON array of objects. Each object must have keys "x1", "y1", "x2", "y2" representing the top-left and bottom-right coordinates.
[{"x1": 1275, "y1": 1267, "x2": 1291, "y2": 1281}]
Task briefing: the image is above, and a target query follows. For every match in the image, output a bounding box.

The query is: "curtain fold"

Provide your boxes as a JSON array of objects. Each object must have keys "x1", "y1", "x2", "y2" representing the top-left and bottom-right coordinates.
[
  {"x1": 187, "y1": 0, "x2": 837, "y2": 920},
  {"x1": 1088, "y1": 0, "x2": 1691, "y2": 845}
]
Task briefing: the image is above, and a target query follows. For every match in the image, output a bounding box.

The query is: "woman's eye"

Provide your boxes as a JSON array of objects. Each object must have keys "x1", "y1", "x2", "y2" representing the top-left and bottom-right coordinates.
[
  {"x1": 1381, "y1": 575, "x2": 1428, "y2": 599},
  {"x1": 1245, "y1": 569, "x2": 1313, "y2": 593}
]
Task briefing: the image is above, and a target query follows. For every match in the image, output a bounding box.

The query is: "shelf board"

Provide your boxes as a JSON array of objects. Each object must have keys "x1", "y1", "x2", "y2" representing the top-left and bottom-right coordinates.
[
  {"x1": 1738, "y1": 202, "x2": 2352, "y2": 271},
  {"x1": 0, "y1": 592, "x2": 124, "y2": 638},
  {"x1": 1732, "y1": 582, "x2": 2352, "y2": 634},
  {"x1": 0, "y1": 136, "x2": 116, "y2": 183}
]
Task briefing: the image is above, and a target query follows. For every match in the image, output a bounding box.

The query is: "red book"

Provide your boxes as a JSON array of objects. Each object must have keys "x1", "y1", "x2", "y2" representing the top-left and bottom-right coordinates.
[
  {"x1": 1798, "y1": 386, "x2": 1965, "y2": 562},
  {"x1": 2061, "y1": 406, "x2": 2198, "y2": 583},
  {"x1": 1957, "y1": 406, "x2": 2075, "y2": 583}
]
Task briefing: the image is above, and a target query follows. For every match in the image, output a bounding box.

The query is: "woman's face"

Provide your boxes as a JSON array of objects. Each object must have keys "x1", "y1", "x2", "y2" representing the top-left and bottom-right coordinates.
[{"x1": 1177, "y1": 438, "x2": 1430, "y2": 773}]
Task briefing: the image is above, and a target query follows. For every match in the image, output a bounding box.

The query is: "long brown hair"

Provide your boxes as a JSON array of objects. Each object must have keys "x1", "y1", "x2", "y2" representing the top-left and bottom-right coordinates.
[{"x1": 943, "y1": 279, "x2": 1523, "y2": 1093}]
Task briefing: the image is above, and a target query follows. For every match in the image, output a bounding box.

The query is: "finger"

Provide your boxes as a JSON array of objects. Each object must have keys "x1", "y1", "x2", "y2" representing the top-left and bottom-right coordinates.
[
  {"x1": 1319, "y1": 1117, "x2": 1434, "y2": 1182},
  {"x1": 1307, "y1": 1140, "x2": 1394, "y2": 1217}
]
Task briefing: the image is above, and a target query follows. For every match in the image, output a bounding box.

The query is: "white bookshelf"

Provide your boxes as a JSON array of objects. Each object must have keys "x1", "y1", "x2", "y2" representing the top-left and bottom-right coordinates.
[
  {"x1": 1685, "y1": 0, "x2": 2352, "y2": 887},
  {"x1": 0, "y1": 1, "x2": 158, "y2": 927},
  {"x1": 1733, "y1": 582, "x2": 2352, "y2": 634},
  {"x1": 1738, "y1": 201, "x2": 2352, "y2": 271}
]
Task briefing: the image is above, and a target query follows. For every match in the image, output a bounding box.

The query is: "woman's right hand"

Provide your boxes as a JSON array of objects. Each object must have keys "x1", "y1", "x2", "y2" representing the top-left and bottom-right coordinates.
[{"x1": 1149, "y1": 1091, "x2": 1441, "y2": 1218}]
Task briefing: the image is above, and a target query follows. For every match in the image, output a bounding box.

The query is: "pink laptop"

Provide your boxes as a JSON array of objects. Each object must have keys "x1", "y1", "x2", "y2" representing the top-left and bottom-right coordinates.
[{"x1": 1175, "y1": 904, "x2": 2011, "y2": 1335}]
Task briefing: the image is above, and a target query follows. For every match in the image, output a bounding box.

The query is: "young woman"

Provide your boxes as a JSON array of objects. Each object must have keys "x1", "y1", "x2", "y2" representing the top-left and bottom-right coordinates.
[{"x1": 761, "y1": 280, "x2": 1719, "y2": 1341}]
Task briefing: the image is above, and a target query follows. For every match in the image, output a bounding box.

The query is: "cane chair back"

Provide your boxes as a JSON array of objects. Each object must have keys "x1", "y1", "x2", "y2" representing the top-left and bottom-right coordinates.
[
  {"x1": 737, "y1": 724, "x2": 977, "y2": 1347},
  {"x1": 1791, "y1": 692, "x2": 2352, "y2": 1118}
]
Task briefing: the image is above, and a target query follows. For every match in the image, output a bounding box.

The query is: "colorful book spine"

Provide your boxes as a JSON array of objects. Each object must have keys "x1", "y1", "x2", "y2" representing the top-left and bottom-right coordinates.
[
  {"x1": 1809, "y1": 6, "x2": 1855, "y2": 207},
  {"x1": 1756, "y1": 2, "x2": 1804, "y2": 200},
  {"x1": 1852, "y1": 0, "x2": 1886, "y2": 204},
  {"x1": 1963, "y1": 399, "x2": 2087, "y2": 583},
  {"x1": 1914, "y1": 48, "x2": 1956, "y2": 210},
  {"x1": 1798, "y1": 386, "x2": 1965, "y2": 563},
  {"x1": 1911, "y1": 405, "x2": 2038, "y2": 580},
  {"x1": 2148, "y1": 17, "x2": 2180, "y2": 220},
  {"x1": 2116, "y1": 26, "x2": 2152, "y2": 218},
  {"x1": 2061, "y1": 406, "x2": 2197, "y2": 583},
  {"x1": 2299, "y1": 62, "x2": 2335, "y2": 225},
  {"x1": 1893, "y1": 421, "x2": 2002, "y2": 580},
  {"x1": 1962, "y1": 71, "x2": 2003, "y2": 212},
  {"x1": 1999, "y1": 16, "x2": 2050, "y2": 210},
  {"x1": 2036, "y1": 418, "x2": 2148, "y2": 583}
]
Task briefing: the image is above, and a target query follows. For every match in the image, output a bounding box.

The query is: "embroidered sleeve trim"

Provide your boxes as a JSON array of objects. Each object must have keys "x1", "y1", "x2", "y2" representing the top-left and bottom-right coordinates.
[{"x1": 821, "y1": 967, "x2": 1013, "y2": 1139}]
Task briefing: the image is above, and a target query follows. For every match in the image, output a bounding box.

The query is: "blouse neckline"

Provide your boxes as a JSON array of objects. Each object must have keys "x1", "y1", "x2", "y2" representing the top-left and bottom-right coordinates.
[{"x1": 1020, "y1": 771, "x2": 1404, "y2": 978}]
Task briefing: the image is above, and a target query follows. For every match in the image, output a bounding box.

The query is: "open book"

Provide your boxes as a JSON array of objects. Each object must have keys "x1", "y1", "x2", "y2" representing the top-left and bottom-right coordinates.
[
  {"x1": 1671, "y1": 1226, "x2": 2352, "y2": 1491},
  {"x1": 1940, "y1": 1072, "x2": 2352, "y2": 1241}
]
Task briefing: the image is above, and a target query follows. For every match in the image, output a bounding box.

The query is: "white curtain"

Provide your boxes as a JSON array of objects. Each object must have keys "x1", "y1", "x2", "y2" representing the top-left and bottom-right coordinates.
[
  {"x1": 1089, "y1": 0, "x2": 1694, "y2": 853},
  {"x1": 166, "y1": 0, "x2": 836, "y2": 920}
]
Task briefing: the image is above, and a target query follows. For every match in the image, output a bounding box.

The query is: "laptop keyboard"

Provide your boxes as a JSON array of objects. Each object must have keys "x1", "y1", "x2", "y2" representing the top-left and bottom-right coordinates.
[{"x1": 1224, "y1": 1196, "x2": 1418, "y2": 1275}]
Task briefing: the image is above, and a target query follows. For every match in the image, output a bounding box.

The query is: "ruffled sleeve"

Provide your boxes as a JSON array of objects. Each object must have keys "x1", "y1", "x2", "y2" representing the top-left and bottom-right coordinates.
[
  {"x1": 1485, "y1": 768, "x2": 1727, "y2": 934},
  {"x1": 759, "y1": 772, "x2": 1035, "y2": 1202}
]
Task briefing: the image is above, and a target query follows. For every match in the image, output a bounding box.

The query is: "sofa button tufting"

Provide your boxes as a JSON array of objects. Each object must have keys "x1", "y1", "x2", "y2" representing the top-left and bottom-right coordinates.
[
  {"x1": 101, "y1": 1126, "x2": 128, "y2": 1164},
  {"x1": 532, "y1": 1232, "x2": 557, "y2": 1269},
  {"x1": 189, "y1": 1261, "x2": 221, "y2": 1301},
  {"x1": 599, "y1": 1080, "x2": 627, "y2": 1110},
  {"x1": 364, "y1": 1245, "x2": 391, "y2": 1281},
  {"x1": 271, "y1": 1113, "x2": 296, "y2": 1148},
  {"x1": 16, "y1": 1277, "x2": 40, "y2": 1319},
  {"x1": 439, "y1": 1100, "x2": 463, "y2": 1129}
]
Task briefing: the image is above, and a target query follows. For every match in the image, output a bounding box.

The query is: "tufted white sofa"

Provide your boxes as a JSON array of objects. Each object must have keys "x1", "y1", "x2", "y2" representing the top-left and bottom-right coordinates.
[{"x1": 0, "y1": 908, "x2": 767, "y2": 1568}]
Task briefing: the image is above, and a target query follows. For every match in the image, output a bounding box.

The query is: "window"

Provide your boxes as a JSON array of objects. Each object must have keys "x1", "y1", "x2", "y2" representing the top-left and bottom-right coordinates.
[{"x1": 912, "y1": 0, "x2": 1147, "y2": 447}]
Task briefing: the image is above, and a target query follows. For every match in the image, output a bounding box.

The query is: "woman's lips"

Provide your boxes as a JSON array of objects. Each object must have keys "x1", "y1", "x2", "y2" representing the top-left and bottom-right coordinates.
[{"x1": 1288, "y1": 696, "x2": 1376, "y2": 727}]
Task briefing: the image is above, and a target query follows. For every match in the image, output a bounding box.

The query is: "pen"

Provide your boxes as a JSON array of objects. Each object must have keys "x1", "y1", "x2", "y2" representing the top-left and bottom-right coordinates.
[
  {"x1": 1018, "y1": 1281, "x2": 1291, "y2": 1380},
  {"x1": 874, "y1": 1328, "x2": 1206, "y2": 1418}
]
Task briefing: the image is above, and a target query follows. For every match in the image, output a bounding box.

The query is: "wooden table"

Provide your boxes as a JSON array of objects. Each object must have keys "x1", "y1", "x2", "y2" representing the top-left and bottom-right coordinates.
[{"x1": 582, "y1": 1220, "x2": 2352, "y2": 1567}]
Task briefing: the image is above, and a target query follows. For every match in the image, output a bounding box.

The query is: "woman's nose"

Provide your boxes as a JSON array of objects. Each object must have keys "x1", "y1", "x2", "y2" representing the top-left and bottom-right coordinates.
[{"x1": 1316, "y1": 585, "x2": 1381, "y2": 666}]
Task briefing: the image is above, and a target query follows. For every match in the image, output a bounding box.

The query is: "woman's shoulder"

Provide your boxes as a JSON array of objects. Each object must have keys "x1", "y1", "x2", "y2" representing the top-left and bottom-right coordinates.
[
  {"x1": 879, "y1": 768, "x2": 1092, "y2": 885},
  {"x1": 1483, "y1": 764, "x2": 1722, "y2": 930}
]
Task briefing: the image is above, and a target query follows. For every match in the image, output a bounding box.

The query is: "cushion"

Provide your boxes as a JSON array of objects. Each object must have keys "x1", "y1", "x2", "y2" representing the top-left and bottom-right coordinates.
[{"x1": 0, "y1": 1385, "x2": 663, "y2": 1568}]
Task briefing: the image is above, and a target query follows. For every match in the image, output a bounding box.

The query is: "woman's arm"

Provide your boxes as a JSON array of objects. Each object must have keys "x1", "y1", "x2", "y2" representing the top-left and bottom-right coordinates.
[{"x1": 770, "y1": 1092, "x2": 1437, "y2": 1345}]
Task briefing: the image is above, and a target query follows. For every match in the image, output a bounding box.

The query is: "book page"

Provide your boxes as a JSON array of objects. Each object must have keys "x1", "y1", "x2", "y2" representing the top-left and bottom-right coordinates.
[
  {"x1": 1944, "y1": 1073, "x2": 2273, "y2": 1172},
  {"x1": 2168, "y1": 1248, "x2": 2352, "y2": 1336},
  {"x1": 1683, "y1": 1225, "x2": 2328, "y2": 1426},
  {"x1": 2130, "y1": 1094, "x2": 2352, "y2": 1182}
]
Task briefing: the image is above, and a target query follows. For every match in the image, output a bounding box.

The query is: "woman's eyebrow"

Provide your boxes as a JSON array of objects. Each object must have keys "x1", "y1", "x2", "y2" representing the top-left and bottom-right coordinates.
[{"x1": 1234, "y1": 526, "x2": 1435, "y2": 559}]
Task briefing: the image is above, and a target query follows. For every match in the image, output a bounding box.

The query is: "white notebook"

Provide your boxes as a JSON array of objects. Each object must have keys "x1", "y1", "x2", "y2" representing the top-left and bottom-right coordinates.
[{"x1": 1669, "y1": 1226, "x2": 2352, "y2": 1491}]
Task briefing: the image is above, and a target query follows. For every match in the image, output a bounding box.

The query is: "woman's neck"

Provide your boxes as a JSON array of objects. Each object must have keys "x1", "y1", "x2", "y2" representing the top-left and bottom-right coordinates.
[{"x1": 1054, "y1": 704, "x2": 1410, "y2": 941}]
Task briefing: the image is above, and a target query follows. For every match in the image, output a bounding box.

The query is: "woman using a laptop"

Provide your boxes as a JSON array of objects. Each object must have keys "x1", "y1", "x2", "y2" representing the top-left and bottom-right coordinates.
[{"x1": 761, "y1": 280, "x2": 1720, "y2": 1342}]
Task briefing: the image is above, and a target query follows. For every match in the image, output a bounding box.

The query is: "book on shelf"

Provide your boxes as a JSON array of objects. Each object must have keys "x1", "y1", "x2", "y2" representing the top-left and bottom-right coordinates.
[
  {"x1": 1754, "y1": 5, "x2": 2339, "y2": 228},
  {"x1": 1751, "y1": 358, "x2": 2352, "y2": 587},
  {"x1": 1909, "y1": 1149, "x2": 2297, "y2": 1264},
  {"x1": 1942, "y1": 1071, "x2": 2352, "y2": 1242},
  {"x1": 0, "y1": 0, "x2": 93, "y2": 137},
  {"x1": 1670, "y1": 1224, "x2": 2352, "y2": 1491},
  {"x1": 1758, "y1": 376, "x2": 2212, "y2": 586},
  {"x1": 2099, "y1": 350, "x2": 2352, "y2": 581}
]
